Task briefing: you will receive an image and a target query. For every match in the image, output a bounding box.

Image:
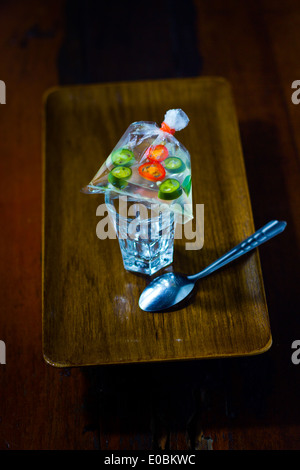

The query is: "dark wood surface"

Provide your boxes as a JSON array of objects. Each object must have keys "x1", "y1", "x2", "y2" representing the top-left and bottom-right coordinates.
[{"x1": 0, "y1": 0, "x2": 299, "y2": 450}]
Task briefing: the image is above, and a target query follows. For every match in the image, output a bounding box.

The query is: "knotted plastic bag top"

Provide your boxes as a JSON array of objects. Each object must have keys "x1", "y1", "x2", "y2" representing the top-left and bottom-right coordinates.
[{"x1": 82, "y1": 109, "x2": 193, "y2": 222}]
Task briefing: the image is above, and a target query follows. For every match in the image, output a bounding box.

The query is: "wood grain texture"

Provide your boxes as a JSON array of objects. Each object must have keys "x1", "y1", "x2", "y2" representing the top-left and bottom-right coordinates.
[
  {"x1": 43, "y1": 77, "x2": 271, "y2": 367},
  {"x1": 0, "y1": 0, "x2": 96, "y2": 451}
]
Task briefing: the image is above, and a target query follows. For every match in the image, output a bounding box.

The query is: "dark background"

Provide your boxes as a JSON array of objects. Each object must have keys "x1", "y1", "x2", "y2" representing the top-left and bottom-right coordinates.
[{"x1": 0, "y1": 0, "x2": 299, "y2": 450}]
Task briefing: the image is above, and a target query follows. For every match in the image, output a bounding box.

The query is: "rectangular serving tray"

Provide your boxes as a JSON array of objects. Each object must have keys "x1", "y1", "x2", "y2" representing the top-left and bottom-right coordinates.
[{"x1": 42, "y1": 77, "x2": 271, "y2": 367}]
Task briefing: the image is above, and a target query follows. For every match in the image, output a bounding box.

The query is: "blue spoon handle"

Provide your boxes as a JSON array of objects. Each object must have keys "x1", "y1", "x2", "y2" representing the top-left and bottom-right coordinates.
[{"x1": 187, "y1": 220, "x2": 287, "y2": 282}]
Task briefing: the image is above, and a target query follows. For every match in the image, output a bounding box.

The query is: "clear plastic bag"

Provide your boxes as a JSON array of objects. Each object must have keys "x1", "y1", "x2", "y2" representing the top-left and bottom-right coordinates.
[{"x1": 82, "y1": 109, "x2": 193, "y2": 222}]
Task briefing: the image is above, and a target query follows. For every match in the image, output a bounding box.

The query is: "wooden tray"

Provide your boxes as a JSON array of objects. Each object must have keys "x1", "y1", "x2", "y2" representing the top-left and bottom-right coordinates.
[{"x1": 42, "y1": 77, "x2": 271, "y2": 367}]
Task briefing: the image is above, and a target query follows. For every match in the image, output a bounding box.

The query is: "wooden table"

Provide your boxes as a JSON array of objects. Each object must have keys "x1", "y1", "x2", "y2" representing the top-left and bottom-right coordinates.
[{"x1": 1, "y1": 0, "x2": 300, "y2": 450}]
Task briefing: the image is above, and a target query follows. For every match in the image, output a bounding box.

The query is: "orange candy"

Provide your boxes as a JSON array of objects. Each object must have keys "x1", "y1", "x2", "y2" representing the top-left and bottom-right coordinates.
[
  {"x1": 147, "y1": 144, "x2": 169, "y2": 162},
  {"x1": 138, "y1": 161, "x2": 166, "y2": 181}
]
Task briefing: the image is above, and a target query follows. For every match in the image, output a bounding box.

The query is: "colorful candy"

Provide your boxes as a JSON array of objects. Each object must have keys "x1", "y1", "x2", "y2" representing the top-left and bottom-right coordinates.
[{"x1": 82, "y1": 109, "x2": 193, "y2": 222}]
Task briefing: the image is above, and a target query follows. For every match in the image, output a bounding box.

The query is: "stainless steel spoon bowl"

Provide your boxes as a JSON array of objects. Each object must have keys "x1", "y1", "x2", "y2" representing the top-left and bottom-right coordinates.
[{"x1": 139, "y1": 220, "x2": 287, "y2": 312}]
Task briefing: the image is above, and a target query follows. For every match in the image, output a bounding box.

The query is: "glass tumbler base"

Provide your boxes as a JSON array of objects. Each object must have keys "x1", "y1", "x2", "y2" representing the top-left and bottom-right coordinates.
[{"x1": 119, "y1": 238, "x2": 174, "y2": 276}]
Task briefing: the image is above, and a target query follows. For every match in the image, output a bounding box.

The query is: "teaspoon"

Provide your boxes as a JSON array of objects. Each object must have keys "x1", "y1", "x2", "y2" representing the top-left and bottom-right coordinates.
[{"x1": 138, "y1": 220, "x2": 287, "y2": 312}]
